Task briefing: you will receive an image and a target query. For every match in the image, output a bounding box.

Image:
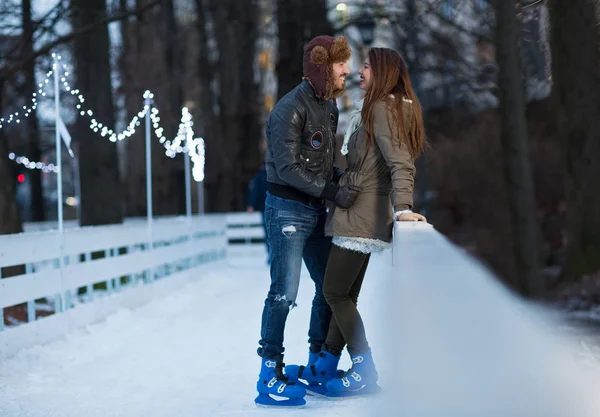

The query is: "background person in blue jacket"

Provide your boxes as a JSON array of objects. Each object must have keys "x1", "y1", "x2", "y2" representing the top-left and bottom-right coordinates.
[{"x1": 247, "y1": 160, "x2": 270, "y2": 263}]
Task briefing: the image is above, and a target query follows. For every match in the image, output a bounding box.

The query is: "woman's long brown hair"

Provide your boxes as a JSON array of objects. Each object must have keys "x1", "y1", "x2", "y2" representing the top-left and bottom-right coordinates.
[{"x1": 361, "y1": 48, "x2": 425, "y2": 159}]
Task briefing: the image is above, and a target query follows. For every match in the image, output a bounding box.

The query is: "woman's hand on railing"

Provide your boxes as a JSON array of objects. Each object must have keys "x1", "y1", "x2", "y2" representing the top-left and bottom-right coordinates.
[{"x1": 396, "y1": 212, "x2": 427, "y2": 222}]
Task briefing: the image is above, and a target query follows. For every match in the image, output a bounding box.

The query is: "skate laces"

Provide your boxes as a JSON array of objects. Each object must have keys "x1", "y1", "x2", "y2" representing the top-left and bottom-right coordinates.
[
  {"x1": 341, "y1": 355, "x2": 365, "y2": 380},
  {"x1": 352, "y1": 355, "x2": 364, "y2": 364},
  {"x1": 298, "y1": 353, "x2": 324, "y2": 378},
  {"x1": 274, "y1": 363, "x2": 295, "y2": 385},
  {"x1": 307, "y1": 352, "x2": 327, "y2": 377}
]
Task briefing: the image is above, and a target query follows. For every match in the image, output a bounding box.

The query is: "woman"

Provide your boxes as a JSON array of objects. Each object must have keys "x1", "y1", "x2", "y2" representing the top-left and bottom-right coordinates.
[{"x1": 287, "y1": 47, "x2": 426, "y2": 397}]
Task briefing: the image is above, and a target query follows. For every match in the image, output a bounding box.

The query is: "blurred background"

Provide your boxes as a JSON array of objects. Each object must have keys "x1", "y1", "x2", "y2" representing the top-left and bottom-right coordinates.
[{"x1": 0, "y1": 0, "x2": 598, "y2": 309}]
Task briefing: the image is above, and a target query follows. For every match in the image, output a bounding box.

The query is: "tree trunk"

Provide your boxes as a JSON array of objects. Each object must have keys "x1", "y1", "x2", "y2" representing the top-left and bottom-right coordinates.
[
  {"x1": 71, "y1": 0, "x2": 123, "y2": 226},
  {"x1": 123, "y1": 0, "x2": 151, "y2": 217},
  {"x1": 235, "y1": 0, "x2": 262, "y2": 210},
  {"x1": 549, "y1": 0, "x2": 600, "y2": 281},
  {"x1": 212, "y1": 1, "x2": 240, "y2": 211},
  {"x1": 405, "y1": 0, "x2": 428, "y2": 214},
  {"x1": 276, "y1": 0, "x2": 332, "y2": 100},
  {"x1": 208, "y1": 0, "x2": 261, "y2": 211},
  {"x1": 0, "y1": 81, "x2": 23, "y2": 235},
  {"x1": 152, "y1": 0, "x2": 184, "y2": 216},
  {"x1": 495, "y1": 0, "x2": 542, "y2": 295},
  {"x1": 21, "y1": 0, "x2": 45, "y2": 221},
  {"x1": 193, "y1": 0, "x2": 219, "y2": 212},
  {"x1": 193, "y1": 0, "x2": 261, "y2": 212}
]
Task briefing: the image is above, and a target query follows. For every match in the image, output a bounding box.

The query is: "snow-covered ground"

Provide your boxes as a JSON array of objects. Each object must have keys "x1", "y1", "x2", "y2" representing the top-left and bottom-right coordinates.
[
  {"x1": 0, "y1": 248, "x2": 383, "y2": 417},
  {"x1": 2, "y1": 244, "x2": 600, "y2": 417}
]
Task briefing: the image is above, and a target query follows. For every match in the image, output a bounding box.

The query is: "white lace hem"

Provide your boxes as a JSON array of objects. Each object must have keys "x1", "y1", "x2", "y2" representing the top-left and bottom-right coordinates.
[{"x1": 332, "y1": 236, "x2": 390, "y2": 254}]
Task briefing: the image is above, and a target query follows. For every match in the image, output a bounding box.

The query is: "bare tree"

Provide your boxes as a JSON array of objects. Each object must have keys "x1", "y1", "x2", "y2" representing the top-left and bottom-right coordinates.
[
  {"x1": 276, "y1": 0, "x2": 332, "y2": 100},
  {"x1": 1, "y1": 1, "x2": 160, "y2": 81},
  {"x1": 549, "y1": 0, "x2": 600, "y2": 281},
  {"x1": 71, "y1": 0, "x2": 123, "y2": 225},
  {"x1": 153, "y1": 0, "x2": 185, "y2": 215},
  {"x1": 0, "y1": 81, "x2": 23, "y2": 235},
  {"x1": 192, "y1": 0, "x2": 261, "y2": 212},
  {"x1": 21, "y1": 0, "x2": 45, "y2": 222},
  {"x1": 495, "y1": 0, "x2": 542, "y2": 295}
]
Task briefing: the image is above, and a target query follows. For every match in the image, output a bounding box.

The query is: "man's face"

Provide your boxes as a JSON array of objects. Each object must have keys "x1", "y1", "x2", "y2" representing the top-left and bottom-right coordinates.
[{"x1": 332, "y1": 61, "x2": 350, "y2": 91}]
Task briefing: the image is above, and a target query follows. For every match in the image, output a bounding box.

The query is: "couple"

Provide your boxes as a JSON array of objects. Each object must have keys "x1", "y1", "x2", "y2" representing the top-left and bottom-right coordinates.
[{"x1": 255, "y1": 35, "x2": 426, "y2": 407}]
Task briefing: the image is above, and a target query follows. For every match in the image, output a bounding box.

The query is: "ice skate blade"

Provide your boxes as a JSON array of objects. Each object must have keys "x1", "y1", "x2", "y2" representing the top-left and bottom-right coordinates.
[
  {"x1": 296, "y1": 379, "x2": 328, "y2": 397},
  {"x1": 254, "y1": 394, "x2": 306, "y2": 407},
  {"x1": 325, "y1": 383, "x2": 382, "y2": 399}
]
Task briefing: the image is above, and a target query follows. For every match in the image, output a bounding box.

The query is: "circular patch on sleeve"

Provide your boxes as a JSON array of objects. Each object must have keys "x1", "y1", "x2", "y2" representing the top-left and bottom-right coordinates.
[
  {"x1": 310, "y1": 131, "x2": 323, "y2": 149},
  {"x1": 330, "y1": 113, "x2": 336, "y2": 123}
]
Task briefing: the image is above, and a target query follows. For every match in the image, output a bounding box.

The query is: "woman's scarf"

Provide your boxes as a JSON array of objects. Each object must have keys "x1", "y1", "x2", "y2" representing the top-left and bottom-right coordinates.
[{"x1": 341, "y1": 98, "x2": 364, "y2": 155}]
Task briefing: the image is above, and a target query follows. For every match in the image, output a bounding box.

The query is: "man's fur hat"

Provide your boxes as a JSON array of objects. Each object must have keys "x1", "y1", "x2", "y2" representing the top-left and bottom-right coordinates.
[{"x1": 303, "y1": 36, "x2": 352, "y2": 100}]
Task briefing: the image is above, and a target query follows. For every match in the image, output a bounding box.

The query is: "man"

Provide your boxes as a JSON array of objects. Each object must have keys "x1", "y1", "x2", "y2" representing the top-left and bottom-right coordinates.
[{"x1": 255, "y1": 35, "x2": 358, "y2": 407}]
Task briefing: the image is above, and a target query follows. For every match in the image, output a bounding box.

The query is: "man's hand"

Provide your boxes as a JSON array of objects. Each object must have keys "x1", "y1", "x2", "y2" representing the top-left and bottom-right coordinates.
[
  {"x1": 247, "y1": 206, "x2": 254, "y2": 213},
  {"x1": 334, "y1": 185, "x2": 361, "y2": 209},
  {"x1": 396, "y1": 212, "x2": 427, "y2": 222}
]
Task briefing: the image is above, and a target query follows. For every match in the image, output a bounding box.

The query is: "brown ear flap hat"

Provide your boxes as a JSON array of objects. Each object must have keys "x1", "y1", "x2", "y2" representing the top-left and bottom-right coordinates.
[{"x1": 303, "y1": 35, "x2": 351, "y2": 100}]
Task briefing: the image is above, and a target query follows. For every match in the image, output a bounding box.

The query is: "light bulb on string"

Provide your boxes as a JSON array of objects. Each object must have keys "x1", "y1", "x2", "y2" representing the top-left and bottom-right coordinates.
[
  {"x1": 0, "y1": 68, "x2": 54, "y2": 130},
  {"x1": 58, "y1": 62, "x2": 148, "y2": 143},
  {"x1": 7, "y1": 152, "x2": 59, "y2": 173},
  {"x1": 5, "y1": 54, "x2": 207, "y2": 182}
]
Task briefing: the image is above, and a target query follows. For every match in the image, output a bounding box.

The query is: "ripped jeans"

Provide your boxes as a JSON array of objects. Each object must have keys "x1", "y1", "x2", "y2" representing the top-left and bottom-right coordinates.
[{"x1": 257, "y1": 193, "x2": 332, "y2": 361}]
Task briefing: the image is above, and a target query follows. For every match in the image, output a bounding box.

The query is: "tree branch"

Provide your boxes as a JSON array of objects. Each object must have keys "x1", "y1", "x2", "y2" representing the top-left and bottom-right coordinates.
[
  {"x1": 0, "y1": 0, "x2": 161, "y2": 81},
  {"x1": 1, "y1": 1, "x2": 67, "y2": 66}
]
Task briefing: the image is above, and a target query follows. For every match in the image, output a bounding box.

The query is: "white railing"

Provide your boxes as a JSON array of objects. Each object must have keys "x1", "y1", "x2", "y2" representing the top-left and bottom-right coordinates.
[
  {"x1": 0, "y1": 215, "x2": 228, "y2": 360},
  {"x1": 382, "y1": 221, "x2": 600, "y2": 416},
  {"x1": 224, "y1": 212, "x2": 266, "y2": 259}
]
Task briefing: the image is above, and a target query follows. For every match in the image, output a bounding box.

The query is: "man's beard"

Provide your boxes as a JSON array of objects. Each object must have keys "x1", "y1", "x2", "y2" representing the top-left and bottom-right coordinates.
[
  {"x1": 331, "y1": 79, "x2": 346, "y2": 98},
  {"x1": 324, "y1": 73, "x2": 346, "y2": 100}
]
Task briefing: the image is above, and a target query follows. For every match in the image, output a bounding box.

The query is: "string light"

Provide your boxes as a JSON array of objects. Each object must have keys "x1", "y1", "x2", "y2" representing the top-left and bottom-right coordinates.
[
  {"x1": 57, "y1": 61, "x2": 196, "y2": 161},
  {"x1": 58, "y1": 60, "x2": 148, "y2": 143},
  {"x1": 149, "y1": 105, "x2": 186, "y2": 157},
  {"x1": 8, "y1": 152, "x2": 59, "y2": 173},
  {"x1": 148, "y1": 104, "x2": 205, "y2": 181},
  {"x1": 4, "y1": 53, "x2": 205, "y2": 182},
  {"x1": 0, "y1": 69, "x2": 54, "y2": 130},
  {"x1": 180, "y1": 108, "x2": 205, "y2": 182}
]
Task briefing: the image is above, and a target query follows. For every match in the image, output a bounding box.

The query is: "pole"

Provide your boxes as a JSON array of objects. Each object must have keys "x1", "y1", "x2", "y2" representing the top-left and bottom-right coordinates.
[
  {"x1": 53, "y1": 54, "x2": 65, "y2": 312},
  {"x1": 184, "y1": 150, "x2": 192, "y2": 220},
  {"x1": 144, "y1": 95, "x2": 153, "y2": 273},
  {"x1": 145, "y1": 97, "x2": 153, "y2": 236},
  {"x1": 197, "y1": 181, "x2": 204, "y2": 214},
  {"x1": 184, "y1": 136, "x2": 192, "y2": 270},
  {"x1": 73, "y1": 156, "x2": 82, "y2": 222}
]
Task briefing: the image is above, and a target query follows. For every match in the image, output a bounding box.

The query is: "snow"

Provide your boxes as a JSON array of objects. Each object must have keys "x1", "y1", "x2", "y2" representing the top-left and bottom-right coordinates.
[
  {"x1": 2, "y1": 243, "x2": 600, "y2": 417},
  {"x1": 0, "y1": 249, "x2": 377, "y2": 416}
]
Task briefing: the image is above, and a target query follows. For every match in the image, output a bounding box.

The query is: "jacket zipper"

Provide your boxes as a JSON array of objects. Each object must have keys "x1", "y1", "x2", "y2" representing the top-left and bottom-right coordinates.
[{"x1": 322, "y1": 103, "x2": 332, "y2": 175}]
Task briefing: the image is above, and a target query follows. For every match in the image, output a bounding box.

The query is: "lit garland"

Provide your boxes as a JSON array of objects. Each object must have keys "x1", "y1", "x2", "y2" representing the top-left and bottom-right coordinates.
[
  {"x1": 58, "y1": 59, "x2": 147, "y2": 143},
  {"x1": 149, "y1": 104, "x2": 205, "y2": 181},
  {"x1": 8, "y1": 152, "x2": 59, "y2": 173},
  {"x1": 180, "y1": 107, "x2": 205, "y2": 182},
  {"x1": 0, "y1": 69, "x2": 54, "y2": 130},
  {"x1": 3, "y1": 53, "x2": 206, "y2": 182}
]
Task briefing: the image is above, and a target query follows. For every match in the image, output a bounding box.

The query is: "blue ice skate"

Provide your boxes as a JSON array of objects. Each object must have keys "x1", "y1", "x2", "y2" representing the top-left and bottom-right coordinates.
[
  {"x1": 255, "y1": 358, "x2": 306, "y2": 407},
  {"x1": 325, "y1": 350, "x2": 381, "y2": 398},
  {"x1": 286, "y1": 350, "x2": 343, "y2": 396}
]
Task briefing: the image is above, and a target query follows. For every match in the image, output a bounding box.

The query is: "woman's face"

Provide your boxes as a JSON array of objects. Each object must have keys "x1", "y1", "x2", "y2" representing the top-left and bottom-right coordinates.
[{"x1": 358, "y1": 59, "x2": 373, "y2": 91}]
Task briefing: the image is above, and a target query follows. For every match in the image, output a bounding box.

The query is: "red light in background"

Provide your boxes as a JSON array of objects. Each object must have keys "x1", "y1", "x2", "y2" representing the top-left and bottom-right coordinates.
[{"x1": 17, "y1": 174, "x2": 25, "y2": 183}]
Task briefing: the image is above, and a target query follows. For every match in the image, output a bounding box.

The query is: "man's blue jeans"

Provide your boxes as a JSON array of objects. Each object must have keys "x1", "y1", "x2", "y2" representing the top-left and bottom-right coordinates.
[{"x1": 257, "y1": 193, "x2": 332, "y2": 361}]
